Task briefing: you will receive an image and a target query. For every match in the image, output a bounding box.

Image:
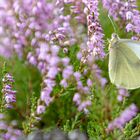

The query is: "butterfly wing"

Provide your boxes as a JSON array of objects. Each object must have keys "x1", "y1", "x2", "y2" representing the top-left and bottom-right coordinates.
[
  {"x1": 109, "y1": 39, "x2": 140, "y2": 89},
  {"x1": 120, "y1": 39, "x2": 140, "y2": 59}
]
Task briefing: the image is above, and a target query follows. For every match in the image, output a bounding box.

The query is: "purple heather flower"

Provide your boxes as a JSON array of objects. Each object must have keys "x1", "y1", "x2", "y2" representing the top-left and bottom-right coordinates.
[
  {"x1": 78, "y1": 100, "x2": 92, "y2": 111},
  {"x1": 102, "y1": 0, "x2": 121, "y2": 20},
  {"x1": 117, "y1": 88, "x2": 129, "y2": 102},
  {"x1": 107, "y1": 103, "x2": 138, "y2": 132},
  {"x1": 92, "y1": 64, "x2": 107, "y2": 88},
  {"x1": 73, "y1": 74, "x2": 92, "y2": 112},
  {"x1": 100, "y1": 78, "x2": 107, "y2": 88},
  {"x1": 37, "y1": 62, "x2": 47, "y2": 74},
  {"x1": 4, "y1": 104, "x2": 14, "y2": 109},
  {"x1": 77, "y1": 52, "x2": 82, "y2": 60},
  {"x1": 83, "y1": 69, "x2": 88, "y2": 75},
  {"x1": 83, "y1": 86, "x2": 90, "y2": 93},
  {"x1": 3, "y1": 126, "x2": 22, "y2": 140},
  {"x1": 62, "y1": 65, "x2": 73, "y2": 79},
  {"x1": 87, "y1": 79, "x2": 93, "y2": 87},
  {"x1": 40, "y1": 85, "x2": 54, "y2": 106},
  {"x1": 36, "y1": 105, "x2": 46, "y2": 115},
  {"x1": 85, "y1": 0, "x2": 105, "y2": 59},
  {"x1": 60, "y1": 79, "x2": 68, "y2": 88},
  {"x1": 2, "y1": 73, "x2": 17, "y2": 109},
  {"x1": 126, "y1": 11, "x2": 133, "y2": 20},
  {"x1": 0, "y1": 113, "x2": 4, "y2": 120},
  {"x1": 41, "y1": 95, "x2": 53, "y2": 106},
  {"x1": 126, "y1": 23, "x2": 134, "y2": 32},
  {"x1": 38, "y1": 43, "x2": 49, "y2": 61},
  {"x1": 49, "y1": 56, "x2": 60, "y2": 66},
  {"x1": 50, "y1": 45, "x2": 60, "y2": 56},
  {"x1": 41, "y1": 87, "x2": 52, "y2": 101},
  {"x1": 73, "y1": 93, "x2": 81, "y2": 106},
  {"x1": 61, "y1": 57, "x2": 70, "y2": 66},
  {"x1": 5, "y1": 94, "x2": 16, "y2": 104},
  {"x1": 2, "y1": 74, "x2": 14, "y2": 83},
  {"x1": 44, "y1": 79, "x2": 56, "y2": 89},
  {"x1": 0, "y1": 113, "x2": 22, "y2": 139},
  {"x1": 47, "y1": 67, "x2": 59, "y2": 79},
  {"x1": 0, "y1": 121, "x2": 7, "y2": 130},
  {"x1": 64, "y1": 0, "x2": 74, "y2": 4},
  {"x1": 77, "y1": 81, "x2": 83, "y2": 89},
  {"x1": 70, "y1": 0, "x2": 86, "y2": 24},
  {"x1": 73, "y1": 72, "x2": 81, "y2": 81},
  {"x1": 28, "y1": 56, "x2": 37, "y2": 66}
]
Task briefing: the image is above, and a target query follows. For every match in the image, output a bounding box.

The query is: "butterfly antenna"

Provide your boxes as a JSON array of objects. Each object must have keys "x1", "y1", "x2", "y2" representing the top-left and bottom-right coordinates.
[{"x1": 108, "y1": 14, "x2": 117, "y2": 34}]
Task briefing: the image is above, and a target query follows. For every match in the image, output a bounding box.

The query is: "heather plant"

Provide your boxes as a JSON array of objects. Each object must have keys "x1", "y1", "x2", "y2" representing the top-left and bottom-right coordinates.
[{"x1": 0, "y1": 0, "x2": 140, "y2": 140}]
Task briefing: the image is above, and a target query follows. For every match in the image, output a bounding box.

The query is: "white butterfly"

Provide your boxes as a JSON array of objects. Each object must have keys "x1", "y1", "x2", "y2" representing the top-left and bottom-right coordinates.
[{"x1": 109, "y1": 33, "x2": 140, "y2": 89}]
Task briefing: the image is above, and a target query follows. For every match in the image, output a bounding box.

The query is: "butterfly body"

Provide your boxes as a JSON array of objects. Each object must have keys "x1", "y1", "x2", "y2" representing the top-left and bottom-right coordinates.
[{"x1": 109, "y1": 33, "x2": 140, "y2": 89}]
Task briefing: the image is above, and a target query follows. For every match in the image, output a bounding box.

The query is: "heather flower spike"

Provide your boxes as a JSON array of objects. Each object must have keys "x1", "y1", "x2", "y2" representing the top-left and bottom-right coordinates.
[
  {"x1": 2, "y1": 73, "x2": 16, "y2": 109},
  {"x1": 107, "y1": 104, "x2": 138, "y2": 132},
  {"x1": 117, "y1": 88, "x2": 129, "y2": 102},
  {"x1": 81, "y1": 0, "x2": 105, "y2": 63}
]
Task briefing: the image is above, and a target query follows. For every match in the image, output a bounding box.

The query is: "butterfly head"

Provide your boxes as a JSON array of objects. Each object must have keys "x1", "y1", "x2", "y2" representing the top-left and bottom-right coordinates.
[
  {"x1": 109, "y1": 33, "x2": 120, "y2": 49},
  {"x1": 111, "y1": 33, "x2": 119, "y2": 40}
]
